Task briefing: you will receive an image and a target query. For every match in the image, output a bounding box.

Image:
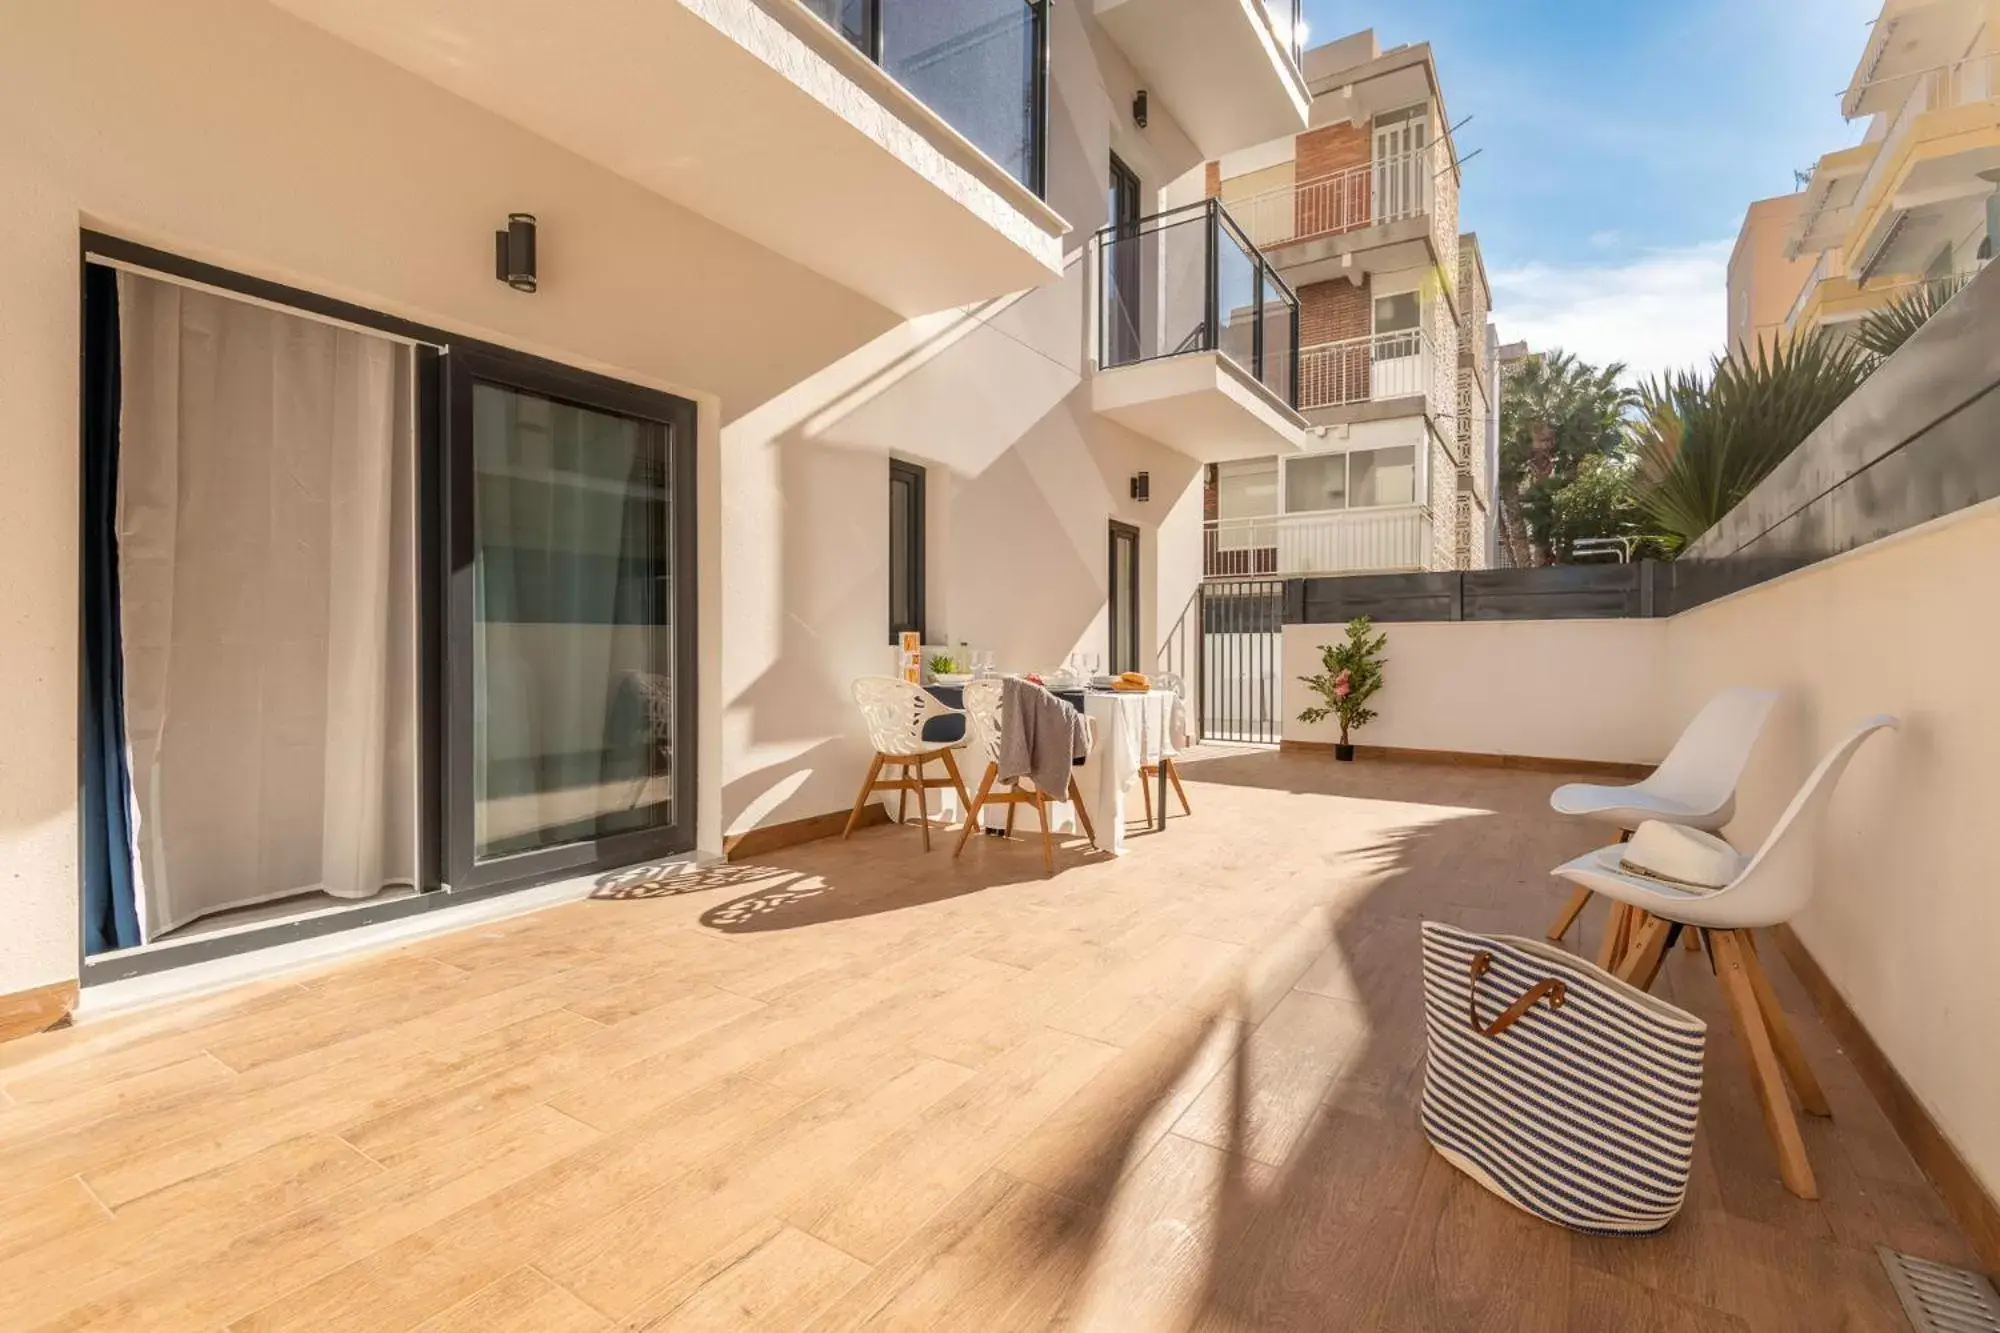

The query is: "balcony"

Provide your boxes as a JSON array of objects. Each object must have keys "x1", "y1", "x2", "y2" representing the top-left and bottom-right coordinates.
[
  {"x1": 267, "y1": 0, "x2": 1067, "y2": 315},
  {"x1": 1204, "y1": 506, "x2": 1430, "y2": 579},
  {"x1": 1844, "y1": 53, "x2": 2000, "y2": 281},
  {"x1": 1092, "y1": 200, "x2": 1311, "y2": 463},
  {"x1": 1298, "y1": 330, "x2": 1436, "y2": 416},
  {"x1": 1092, "y1": 0, "x2": 1311, "y2": 159},
  {"x1": 1230, "y1": 143, "x2": 1459, "y2": 290}
]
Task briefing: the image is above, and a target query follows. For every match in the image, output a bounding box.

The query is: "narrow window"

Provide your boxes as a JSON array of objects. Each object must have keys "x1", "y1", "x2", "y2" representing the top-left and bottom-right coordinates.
[
  {"x1": 1108, "y1": 520, "x2": 1141, "y2": 674},
  {"x1": 889, "y1": 460, "x2": 926, "y2": 644}
]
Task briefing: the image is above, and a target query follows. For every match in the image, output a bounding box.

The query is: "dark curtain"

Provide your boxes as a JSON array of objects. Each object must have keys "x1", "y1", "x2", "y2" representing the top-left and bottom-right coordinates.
[{"x1": 81, "y1": 264, "x2": 142, "y2": 953}]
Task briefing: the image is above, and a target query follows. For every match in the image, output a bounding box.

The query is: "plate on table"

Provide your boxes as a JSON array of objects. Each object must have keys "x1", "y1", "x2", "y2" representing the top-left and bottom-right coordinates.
[
  {"x1": 1089, "y1": 675, "x2": 1121, "y2": 689},
  {"x1": 930, "y1": 673, "x2": 973, "y2": 687}
]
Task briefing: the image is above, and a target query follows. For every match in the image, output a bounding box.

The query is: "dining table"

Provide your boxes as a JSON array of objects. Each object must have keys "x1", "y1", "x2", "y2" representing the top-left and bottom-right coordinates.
[{"x1": 918, "y1": 680, "x2": 1181, "y2": 853}]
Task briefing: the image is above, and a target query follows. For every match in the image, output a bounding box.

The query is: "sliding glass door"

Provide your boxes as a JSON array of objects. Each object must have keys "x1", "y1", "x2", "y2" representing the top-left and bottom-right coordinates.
[{"x1": 446, "y1": 348, "x2": 697, "y2": 891}]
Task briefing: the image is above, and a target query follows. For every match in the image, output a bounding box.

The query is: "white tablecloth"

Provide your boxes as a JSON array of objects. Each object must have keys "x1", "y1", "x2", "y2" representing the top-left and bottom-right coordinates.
[{"x1": 895, "y1": 688, "x2": 1186, "y2": 857}]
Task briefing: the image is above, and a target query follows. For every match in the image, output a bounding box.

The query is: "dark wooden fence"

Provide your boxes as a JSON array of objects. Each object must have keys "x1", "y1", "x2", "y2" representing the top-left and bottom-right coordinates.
[{"x1": 1285, "y1": 562, "x2": 1665, "y2": 624}]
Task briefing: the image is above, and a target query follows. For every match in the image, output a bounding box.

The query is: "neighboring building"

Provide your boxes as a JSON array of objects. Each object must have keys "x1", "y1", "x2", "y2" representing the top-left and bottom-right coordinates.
[
  {"x1": 1198, "y1": 30, "x2": 1499, "y2": 581},
  {"x1": 1, "y1": 0, "x2": 1316, "y2": 1001},
  {"x1": 1727, "y1": 193, "x2": 1821, "y2": 354},
  {"x1": 1490, "y1": 339, "x2": 1532, "y2": 569},
  {"x1": 1782, "y1": 0, "x2": 1998, "y2": 341}
]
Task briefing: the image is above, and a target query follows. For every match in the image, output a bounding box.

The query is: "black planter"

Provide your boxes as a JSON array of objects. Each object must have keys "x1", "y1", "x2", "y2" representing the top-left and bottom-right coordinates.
[{"x1": 1334, "y1": 743, "x2": 1355, "y2": 762}]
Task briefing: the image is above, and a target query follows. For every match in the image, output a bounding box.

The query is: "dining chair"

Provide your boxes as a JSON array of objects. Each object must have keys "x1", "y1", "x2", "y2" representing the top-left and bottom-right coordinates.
[
  {"x1": 951, "y1": 679, "x2": 1095, "y2": 875},
  {"x1": 1139, "y1": 670, "x2": 1193, "y2": 821},
  {"x1": 842, "y1": 676, "x2": 973, "y2": 851},
  {"x1": 1550, "y1": 713, "x2": 1898, "y2": 1201},
  {"x1": 1545, "y1": 686, "x2": 1780, "y2": 963}
]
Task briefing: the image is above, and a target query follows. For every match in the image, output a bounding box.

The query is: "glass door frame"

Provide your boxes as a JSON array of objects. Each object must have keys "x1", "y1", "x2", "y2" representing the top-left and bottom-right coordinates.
[
  {"x1": 1107, "y1": 519, "x2": 1142, "y2": 675},
  {"x1": 442, "y1": 344, "x2": 700, "y2": 895}
]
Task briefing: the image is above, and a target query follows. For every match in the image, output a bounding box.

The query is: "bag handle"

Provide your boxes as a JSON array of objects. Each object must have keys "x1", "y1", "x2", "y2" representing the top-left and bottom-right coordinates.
[{"x1": 1467, "y1": 951, "x2": 1567, "y2": 1037}]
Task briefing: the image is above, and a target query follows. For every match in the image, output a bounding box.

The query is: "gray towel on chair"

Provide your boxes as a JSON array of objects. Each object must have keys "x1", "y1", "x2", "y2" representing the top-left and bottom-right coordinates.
[{"x1": 998, "y1": 676, "x2": 1089, "y2": 798}]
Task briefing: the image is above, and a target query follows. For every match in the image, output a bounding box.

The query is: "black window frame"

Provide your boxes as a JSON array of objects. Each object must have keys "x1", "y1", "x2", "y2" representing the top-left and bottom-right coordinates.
[
  {"x1": 1108, "y1": 519, "x2": 1141, "y2": 675},
  {"x1": 888, "y1": 458, "x2": 928, "y2": 645},
  {"x1": 1106, "y1": 152, "x2": 1143, "y2": 367},
  {"x1": 75, "y1": 231, "x2": 699, "y2": 983}
]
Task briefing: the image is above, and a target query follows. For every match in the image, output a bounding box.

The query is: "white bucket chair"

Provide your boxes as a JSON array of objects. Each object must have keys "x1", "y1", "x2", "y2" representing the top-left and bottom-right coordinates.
[
  {"x1": 951, "y1": 679, "x2": 1096, "y2": 875},
  {"x1": 1545, "y1": 686, "x2": 1781, "y2": 963},
  {"x1": 1550, "y1": 713, "x2": 1898, "y2": 1200},
  {"x1": 842, "y1": 677, "x2": 973, "y2": 851}
]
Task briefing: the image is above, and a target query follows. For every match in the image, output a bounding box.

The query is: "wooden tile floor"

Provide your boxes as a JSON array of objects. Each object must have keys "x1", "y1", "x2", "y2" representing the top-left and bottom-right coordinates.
[{"x1": 0, "y1": 750, "x2": 1974, "y2": 1330}]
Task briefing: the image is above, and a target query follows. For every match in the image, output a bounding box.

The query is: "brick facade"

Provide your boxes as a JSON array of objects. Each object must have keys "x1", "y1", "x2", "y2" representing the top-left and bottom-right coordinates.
[
  {"x1": 1294, "y1": 123, "x2": 1369, "y2": 183},
  {"x1": 1298, "y1": 276, "x2": 1370, "y2": 346},
  {"x1": 1204, "y1": 161, "x2": 1220, "y2": 199}
]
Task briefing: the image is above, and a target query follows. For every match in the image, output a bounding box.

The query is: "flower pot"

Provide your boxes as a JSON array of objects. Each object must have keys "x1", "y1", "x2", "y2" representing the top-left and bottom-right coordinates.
[{"x1": 1334, "y1": 744, "x2": 1355, "y2": 762}]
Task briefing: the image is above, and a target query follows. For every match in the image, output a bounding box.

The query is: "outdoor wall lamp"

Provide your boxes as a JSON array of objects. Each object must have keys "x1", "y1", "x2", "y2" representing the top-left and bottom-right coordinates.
[
  {"x1": 1132, "y1": 89, "x2": 1148, "y2": 129},
  {"x1": 495, "y1": 213, "x2": 537, "y2": 292},
  {"x1": 1130, "y1": 471, "x2": 1150, "y2": 501}
]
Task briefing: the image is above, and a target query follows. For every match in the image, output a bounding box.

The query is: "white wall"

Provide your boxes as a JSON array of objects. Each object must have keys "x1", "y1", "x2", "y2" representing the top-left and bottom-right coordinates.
[
  {"x1": 1282, "y1": 619, "x2": 1671, "y2": 764},
  {"x1": 1667, "y1": 501, "x2": 2000, "y2": 1202},
  {"x1": 0, "y1": 0, "x2": 898, "y2": 994},
  {"x1": 716, "y1": 0, "x2": 1214, "y2": 836}
]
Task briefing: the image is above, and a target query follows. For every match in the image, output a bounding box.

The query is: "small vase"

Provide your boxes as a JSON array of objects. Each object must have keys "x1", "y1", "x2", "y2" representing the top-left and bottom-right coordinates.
[{"x1": 1334, "y1": 743, "x2": 1355, "y2": 762}]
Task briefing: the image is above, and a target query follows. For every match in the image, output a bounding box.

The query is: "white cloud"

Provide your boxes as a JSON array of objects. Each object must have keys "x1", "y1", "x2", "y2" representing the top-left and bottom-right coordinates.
[{"x1": 1487, "y1": 241, "x2": 1731, "y2": 385}]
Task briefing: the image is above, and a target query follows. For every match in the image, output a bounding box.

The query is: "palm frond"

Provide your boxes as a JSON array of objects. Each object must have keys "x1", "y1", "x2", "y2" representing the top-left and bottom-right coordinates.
[{"x1": 1854, "y1": 275, "x2": 1969, "y2": 362}]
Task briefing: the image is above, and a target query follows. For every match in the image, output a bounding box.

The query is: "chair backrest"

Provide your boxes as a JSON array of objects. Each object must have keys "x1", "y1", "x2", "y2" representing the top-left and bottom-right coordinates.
[
  {"x1": 1642, "y1": 687, "x2": 1782, "y2": 821},
  {"x1": 1706, "y1": 714, "x2": 1898, "y2": 928},
  {"x1": 961, "y1": 679, "x2": 1005, "y2": 766},
  {"x1": 851, "y1": 676, "x2": 938, "y2": 756}
]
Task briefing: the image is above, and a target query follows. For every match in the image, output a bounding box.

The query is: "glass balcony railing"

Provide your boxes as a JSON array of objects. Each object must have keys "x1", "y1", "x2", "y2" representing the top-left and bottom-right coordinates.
[
  {"x1": 803, "y1": 0, "x2": 1050, "y2": 196},
  {"x1": 1098, "y1": 199, "x2": 1301, "y2": 408}
]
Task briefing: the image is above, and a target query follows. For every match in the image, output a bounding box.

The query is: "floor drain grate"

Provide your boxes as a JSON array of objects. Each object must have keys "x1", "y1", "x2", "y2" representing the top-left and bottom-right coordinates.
[{"x1": 1880, "y1": 1247, "x2": 2000, "y2": 1332}]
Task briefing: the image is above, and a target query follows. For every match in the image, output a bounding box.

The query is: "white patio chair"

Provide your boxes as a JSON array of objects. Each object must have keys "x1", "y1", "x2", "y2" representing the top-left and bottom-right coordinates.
[
  {"x1": 1545, "y1": 686, "x2": 1781, "y2": 959},
  {"x1": 1550, "y1": 713, "x2": 1898, "y2": 1201},
  {"x1": 951, "y1": 679, "x2": 1096, "y2": 875},
  {"x1": 841, "y1": 676, "x2": 973, "y2": 851},
  {"x1": 1140, "y1": 671, "x2": 1192, "y2": 820}
]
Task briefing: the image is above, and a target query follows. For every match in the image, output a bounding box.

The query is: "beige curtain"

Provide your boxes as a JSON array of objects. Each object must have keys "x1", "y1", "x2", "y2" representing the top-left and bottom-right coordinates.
[{"x1": 116, "y1": 272, "x2": 417, "y2": 939}]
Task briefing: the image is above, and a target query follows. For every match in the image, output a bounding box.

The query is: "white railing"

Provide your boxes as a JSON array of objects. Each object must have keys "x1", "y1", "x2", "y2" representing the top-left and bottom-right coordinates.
[
  {"x1": 1231, "y1": 144, "x2": 1443, "y2": 251},
  {"x1": 1849, "y1": 54, "x2": 1999, "y2": 237},
  {"x1": 1204, "y1": 506, "x2": 1430, "y2": 579},
  {"x1": 1297, "y1": 330, "x2": 1433, "y2": 410}
]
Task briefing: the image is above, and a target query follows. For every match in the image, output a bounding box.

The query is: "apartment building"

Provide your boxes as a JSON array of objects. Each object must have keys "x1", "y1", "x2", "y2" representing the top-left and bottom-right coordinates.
[
  {"x1": 1727, "y1": 193, "x2": 1822, "y2": 354},
  {"x1": 1779, "y1": 0, "x2": 1999, "y2": 340},
  {"x1": 0, "y1": 0, "x2": 1314, "y2": 1008},
  {"x1": 1197, "y1": 30, "x2": 1499, "y2": 582}
]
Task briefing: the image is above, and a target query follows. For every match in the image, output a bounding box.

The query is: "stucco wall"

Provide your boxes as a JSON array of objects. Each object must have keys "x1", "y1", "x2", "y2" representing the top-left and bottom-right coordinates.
[
  {"x1": 1281, "y1": 619, "x2": 1671, "y2": 764},
  {"x1": 0, "y1": 0, "x2": 1223, "y2": 994},
  {"x1": 1667, "y1": 500, "x2": 2000, "y2": 1203}
]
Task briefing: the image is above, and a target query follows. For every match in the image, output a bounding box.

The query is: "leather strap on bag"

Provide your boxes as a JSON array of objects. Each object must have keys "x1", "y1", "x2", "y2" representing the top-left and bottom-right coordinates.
[{"x1": 1467, "y1": 951, "x2": 1567, "y2": 1037}]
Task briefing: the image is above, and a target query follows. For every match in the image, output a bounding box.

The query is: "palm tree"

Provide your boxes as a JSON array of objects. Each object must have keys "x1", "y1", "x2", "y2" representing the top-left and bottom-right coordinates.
[
  {"x1": 1854, "y1": 274, "x2": 1970, "y2": 363},
  {"x1": 1630, "y1": 334, "x2": 1869, "y2": 551},
  {"x1": 1499, "y1": 350, "x2": 1633, "y2": 564}
]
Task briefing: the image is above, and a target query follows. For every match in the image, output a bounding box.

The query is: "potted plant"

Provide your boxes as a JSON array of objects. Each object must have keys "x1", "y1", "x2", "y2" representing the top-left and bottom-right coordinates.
[{"x1": 1297, "y1": 616, "x2": 1387, "y2": 761}]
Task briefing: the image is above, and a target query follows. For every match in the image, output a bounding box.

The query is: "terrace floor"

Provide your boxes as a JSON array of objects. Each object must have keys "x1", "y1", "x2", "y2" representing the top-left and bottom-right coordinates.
[{"x1": 0, "y1": 750, "x2": 1975, "y2": 1331}]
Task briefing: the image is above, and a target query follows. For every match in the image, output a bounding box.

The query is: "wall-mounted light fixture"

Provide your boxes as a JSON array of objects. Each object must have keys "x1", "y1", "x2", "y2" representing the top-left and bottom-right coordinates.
[
  {"x1": 1130, "y1": 471, "x2": 1150, "y2": 502},
  {"x1": 494, "y1": 213, "x2": 537, "y2": 292},
  {"x1": 1132, "y1": 89, "x2": 1148, "y2": 130}
]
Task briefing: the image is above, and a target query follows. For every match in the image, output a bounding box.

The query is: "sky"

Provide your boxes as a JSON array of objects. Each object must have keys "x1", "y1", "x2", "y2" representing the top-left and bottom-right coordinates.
[{"x1": 1300, "y1": 0, "x2": 1881, "y2": 381}]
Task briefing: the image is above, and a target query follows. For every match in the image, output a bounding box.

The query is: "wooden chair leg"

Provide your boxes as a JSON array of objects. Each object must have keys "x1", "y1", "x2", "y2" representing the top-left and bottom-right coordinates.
[
  {"x1": 1164, "y1": 759, "x2": 1192, "y2": 816},
  {"x1": 843, "y1": 754, "x2": 885, "y2": 839},
  {"x1": 1005, "y1": 792, "x2": 1018, "y2": 838},
  {"x1": 1712, "y1": 930, "x2": 1818, "y2": 1199},
  {"x1": 912, "y1": 756, "x2": 931, "y2": 852},
  {"x1": 1139, "y1": 770, "x2": 1155, "y2": 827},
  {"x1": 896, "y1": 763, "x2": 911, "y2": 826},
  {"x1": 939, "y1": 747, "x2": 971, "y2": 823},
  {"x1": 954, "y1": 763, "x2": 998, "y2": 858},
  {"x1": 1683, "y1": 929, "x2": 1703, "y2": 952},
  {"x1": 1595, "y1": 901, "x2": 1632, "y2": 972},
  {"x1": 1067, "y1": 777, "x2": 1097, "y2": 845},
  {"x1": 1035, "y1": 789, "x2": 1055, "y2": 875},
  {"x1": 1616, "y1": 914, "x2": 1673, "y2": 990},
  {"x1": 1547, "y1": 886, "x2": 1592, "y2": 942},
  {"x1": 1737, "y1": 930, "x2": 1831, "y2": 1117}
]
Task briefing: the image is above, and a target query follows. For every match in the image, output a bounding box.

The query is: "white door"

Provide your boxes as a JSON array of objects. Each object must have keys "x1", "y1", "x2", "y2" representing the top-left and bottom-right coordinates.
[{"x1": 1373, "y1": 111, "x2": 1429, "y2": 222}]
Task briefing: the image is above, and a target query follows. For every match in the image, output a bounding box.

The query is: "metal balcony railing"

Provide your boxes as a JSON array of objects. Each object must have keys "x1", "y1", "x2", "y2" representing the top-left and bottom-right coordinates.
[
  {"x1": 1204, "y1": 506, "x2": 1431, "y2": 579},
  {"x1": 1099, "y1": 199, "x2": 1301, "y2": 408},
  {"x1": 1230, "y1": 143, "x2": 1445, "y2": 251},
  {"x1": 802, "y1": 0, "x2": 1050, "y2": 195},
  {"x1": 1297, "y1": 330, "x2": 1434, "y2": 410},
  {"x1": 1259, "y1": 0, "x2": 1305, "y2": 68}
]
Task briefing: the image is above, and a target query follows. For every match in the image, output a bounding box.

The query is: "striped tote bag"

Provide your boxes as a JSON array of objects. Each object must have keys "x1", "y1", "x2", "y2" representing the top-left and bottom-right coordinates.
[{"x1": 1419, "y1": 921, "x2": 1707, "y2": 1235}]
